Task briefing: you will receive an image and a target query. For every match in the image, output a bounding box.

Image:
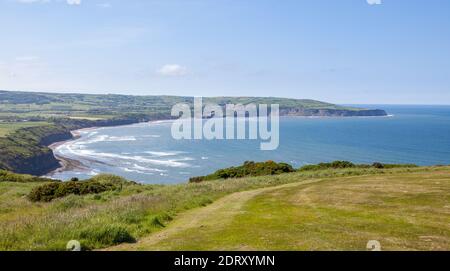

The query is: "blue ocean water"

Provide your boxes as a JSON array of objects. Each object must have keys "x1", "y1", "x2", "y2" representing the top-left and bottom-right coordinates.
[{"x1": 48, "y1": 105, "x2": 450, "y2": 184}]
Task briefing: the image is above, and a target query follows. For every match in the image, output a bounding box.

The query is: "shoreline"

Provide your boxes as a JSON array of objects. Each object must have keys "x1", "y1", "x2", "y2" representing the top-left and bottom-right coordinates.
[
  {"x1": 47, "y1": 127, "x2": 99, "y2": 176},
  {"x1": 45, "y1": 121, "x2": 167, "y2": 178},
  {"x1": 44, "y1": 114, "x2": 391, "y2": 179}
]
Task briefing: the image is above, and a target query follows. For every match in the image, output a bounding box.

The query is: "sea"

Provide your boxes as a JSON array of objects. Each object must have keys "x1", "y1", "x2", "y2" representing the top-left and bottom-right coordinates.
[{"x1": 47, "y1": 105, "x2": 450, "y2": 184}]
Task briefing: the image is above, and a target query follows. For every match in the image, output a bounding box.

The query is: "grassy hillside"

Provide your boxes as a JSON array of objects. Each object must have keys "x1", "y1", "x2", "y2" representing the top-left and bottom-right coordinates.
[
  {"x1": 0, "y1": 170, "x2": 57, "y2": 183},
  {"x1": 0, "y1": 90, "x2": 386, "y2": 121},
  {"x1": 0, "y1": 124, "x2": 68, "y2": 174},
  {"x1": 0, "y1": 166, "x2": 448, "y2": 251},
  {"x1": 0, "y1": 121, "x2": 50, "y2": 137}
]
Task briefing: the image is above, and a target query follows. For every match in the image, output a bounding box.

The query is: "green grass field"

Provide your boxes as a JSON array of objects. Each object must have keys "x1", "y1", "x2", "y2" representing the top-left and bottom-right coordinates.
[
  {"x1": 0, "y1": 90, "x2": 384, "y2": 122},
  {"x1": 1, "y1": 166, "x2": 449, "y2": 251},
  {"x1": 0, "y1": 121, "x2": 50, "y2": 137},
  {"x1": 122, "y1": 170, "x2": 449, "y2": 251}
]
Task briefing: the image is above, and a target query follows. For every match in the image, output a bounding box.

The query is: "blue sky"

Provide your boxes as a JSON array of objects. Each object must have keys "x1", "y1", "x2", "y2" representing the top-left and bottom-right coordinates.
[{"x1": 0, "y1": 0, "x2": 449, "y2": 104}]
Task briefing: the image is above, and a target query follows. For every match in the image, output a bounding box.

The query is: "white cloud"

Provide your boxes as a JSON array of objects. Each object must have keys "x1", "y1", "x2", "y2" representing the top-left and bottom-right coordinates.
[
  {"x1": 66, "y1": 0, "x2": 81, "y2": 5},
  {"x1": 157, "y1": 64, "x2": 188, "y2": 77},
  {"x1": 367, "y1": 0, "x2": 382, "y2": 5}
]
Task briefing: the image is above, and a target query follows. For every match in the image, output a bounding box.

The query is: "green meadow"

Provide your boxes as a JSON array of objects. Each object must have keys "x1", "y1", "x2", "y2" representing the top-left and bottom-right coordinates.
[
  {"x1": 0, "y1": 122, "x2": 50, "y2": 137},
  {"x1": 1, "y1": 166, "x2": 449, "y2": 251}
]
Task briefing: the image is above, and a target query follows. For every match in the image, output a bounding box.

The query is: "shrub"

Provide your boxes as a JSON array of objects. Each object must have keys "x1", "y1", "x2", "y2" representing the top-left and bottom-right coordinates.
[
  {"x1": 189, "y1": 161, "x2": 296, "y2": 183},
  {"x1": 298, "y1": 161, "x2": 418, "y2": 171},
  {"x1": 372, "y1": 162, "x2": 384, "y2": 169},
  {"x1": 27, "y1": 182, "x2": 61, "y2": 202},
  {"x1": 189, "y1": 176, "x2": 205, "y2": 183},
  {"x1": 28, "y1": 179, "x2": 118, "y2": 202},
  {"x1": 299, "y1": 161, "x2": 356, "y2": 171},
  {"x1": 90, "y1": 174, "x2": 137, "y2": 186}
]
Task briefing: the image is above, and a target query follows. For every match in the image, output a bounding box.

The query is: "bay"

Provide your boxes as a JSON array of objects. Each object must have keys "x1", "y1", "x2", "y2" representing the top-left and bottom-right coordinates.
[{"x1": 48, "y1": 105, "x2": 450, "y2": 184}]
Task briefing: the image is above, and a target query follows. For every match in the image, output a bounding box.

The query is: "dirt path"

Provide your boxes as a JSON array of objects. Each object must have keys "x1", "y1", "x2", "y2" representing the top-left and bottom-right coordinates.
[{"x1": 106, "y1": 180, "x2": 323, "y2": 251}]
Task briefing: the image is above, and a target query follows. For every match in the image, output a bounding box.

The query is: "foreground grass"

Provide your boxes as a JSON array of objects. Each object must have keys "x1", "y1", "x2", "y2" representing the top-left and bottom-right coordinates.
[
  {"x1": 0, "y1": 166, "x2": 448, "y2": 250},
  {"x1": 116, "y1": 168, "x2": 450, "y2": 251}
]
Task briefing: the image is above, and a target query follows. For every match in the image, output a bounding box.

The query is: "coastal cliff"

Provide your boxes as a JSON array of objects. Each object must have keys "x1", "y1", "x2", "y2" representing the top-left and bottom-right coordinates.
[
  {"x1": 279, "y1": 108, "x2": 387, "y2": 117},
  {"x1": 4, "y1": 150, "x2": 61, "y2": 176},
  {"x1": 0, "y1": 127, "x2": 72, "y2": 176},
  {"x1": 0, "y1": 115, "x2": 172, "y2": 176}
]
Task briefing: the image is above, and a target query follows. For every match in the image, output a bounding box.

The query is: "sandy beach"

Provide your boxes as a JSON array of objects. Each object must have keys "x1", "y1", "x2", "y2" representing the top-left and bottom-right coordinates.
[
  {"x1": 46, "y1": 127, "x2": 100, "y2": 176},
  {"x1": 45, "y1": 122, "x2": 163, "y2": 177}
]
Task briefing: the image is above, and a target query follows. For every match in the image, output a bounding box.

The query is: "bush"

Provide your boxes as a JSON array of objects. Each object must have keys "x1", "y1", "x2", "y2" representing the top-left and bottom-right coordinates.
[
  {"x1": 90, "y1": 174, "x2": 138, "y2": 186},
  {"x1": 189, "y1": 161, "x2": 295, "y2": 183},
  {"x1": 27, "y1": 182, "x2": 61, "y2": 202},
  {"x1": 298, "y1": 161, "x2": 418, "y2": 171},
  {"x1": 188, "y1": 176, "x2": 205, "y2": 183},
  {"x1": 299, "y1": 161, "x2": 356, "y2": 171},
  {"x1": 28, "y1": 179, "x2": 118, "y2": 202},
  {"x1": 372, "y1": 162, "x2": 384, "y2": 169}
]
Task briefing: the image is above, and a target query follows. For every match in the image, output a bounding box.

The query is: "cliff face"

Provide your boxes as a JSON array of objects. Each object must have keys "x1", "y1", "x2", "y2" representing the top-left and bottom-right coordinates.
[
  {"x1": 6, "y1": 150, "x2": 61, "y2": 176},
  {"x1": 279, "y1": 108, "x2": 387, "y2": 117},
  {"x1": 0, "y1": 129, "x2": 74, "y2": 176},
  {"x1": 39, "y1": 131, "x2": 73, "y2": 146},
  {"x1": 0, "y1": 117, "x2": 154, "y2": 176}
]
